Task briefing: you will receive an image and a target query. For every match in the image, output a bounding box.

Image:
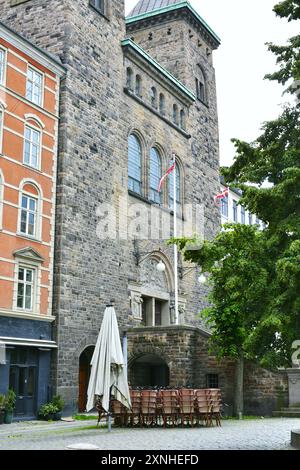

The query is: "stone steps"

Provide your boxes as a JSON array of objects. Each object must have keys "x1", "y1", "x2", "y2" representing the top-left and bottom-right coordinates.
[
  {"x1": 291, "y1": 430, "x2": 300, "y2": 449},
  {"x1": 273, "y1": 408, "x2": 300, "y2": 418}
]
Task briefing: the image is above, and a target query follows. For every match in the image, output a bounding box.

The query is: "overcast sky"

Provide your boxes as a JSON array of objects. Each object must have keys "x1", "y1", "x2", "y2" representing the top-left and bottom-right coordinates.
[{"x1": 125, "y1": 0, "x2": 298, "y2": 166}]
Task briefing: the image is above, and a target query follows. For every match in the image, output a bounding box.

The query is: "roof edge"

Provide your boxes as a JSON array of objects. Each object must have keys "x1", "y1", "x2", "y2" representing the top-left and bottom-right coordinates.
[
  {"x1": 126, "y1": 1, "x2": 221, "y2": 46},
  {"x1": 122, "y1": 38, "x2": 196, "y2": 102},
  {"x1": 0, "y1": 21, "x2": 66, "y2": 77}
]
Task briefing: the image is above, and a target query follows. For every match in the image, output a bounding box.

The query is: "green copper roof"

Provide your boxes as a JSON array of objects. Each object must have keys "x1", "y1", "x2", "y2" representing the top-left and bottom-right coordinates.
[
  {"x1": 126, "y1": 1, "x2": 221, "y2": 45},
  {"x1": 121, "y1": 38, "x2": 196, "y2": 101},
  {"x1": 129, "y1": 0, "x2": 181, "y2": 17}
]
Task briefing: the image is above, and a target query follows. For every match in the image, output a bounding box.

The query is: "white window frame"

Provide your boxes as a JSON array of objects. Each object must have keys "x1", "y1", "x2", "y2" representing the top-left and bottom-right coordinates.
[
  {"x1": 26, "y1": 65, "x2": 44, "y2": 107},
  {"x1": 17, "y1": 181, "x2": 42, "y2": 241},
  {"x1": 16, "y1": 265, "x2": 36, "y2": 312},
  {"x1": 0, "y1": 46, "x2": 7, "y2": 87},
  {"x1": 23, "y1": 123, "x2": 41, "y2": 170}
]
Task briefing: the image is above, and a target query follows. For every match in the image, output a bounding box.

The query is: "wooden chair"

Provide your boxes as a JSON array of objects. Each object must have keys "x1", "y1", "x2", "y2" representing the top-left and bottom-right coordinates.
[
  {"x1": 141, "y1": 390, "x2": 158, "y2": 427},
  {"x1": 206, "y1": 389, "x2": 222, "y2": 427},
  {"x1": 95, "y1": 396, "x2": 108, "y2": 426},
  {"x1": 178, "y1": 389, "x2": 195, "y2": 427},
  {"x1": 128, "y1": 390, "x2": 142, "y2": 427},
  {"x1": 160, "y1": 390, "x2": 178, "y2": 428},
  {"x1": 111, "y1": 400, "x2": 128, "y2": 427}
]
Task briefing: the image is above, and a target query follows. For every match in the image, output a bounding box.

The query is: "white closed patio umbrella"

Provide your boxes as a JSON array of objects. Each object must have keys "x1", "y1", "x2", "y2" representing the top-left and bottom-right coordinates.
[{"x1": 86, "y1": 305, "x2": 131, "y2": 430}]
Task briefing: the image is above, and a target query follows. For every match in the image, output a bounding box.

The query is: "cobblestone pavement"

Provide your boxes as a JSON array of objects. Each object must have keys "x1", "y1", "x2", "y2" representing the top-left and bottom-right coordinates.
[{"x1": 0, "y1": 418, "x2": 299, "y2": 450}]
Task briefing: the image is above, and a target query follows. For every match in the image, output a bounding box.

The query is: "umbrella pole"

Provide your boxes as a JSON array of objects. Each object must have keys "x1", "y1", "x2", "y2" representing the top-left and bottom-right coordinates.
[{"x1": 108, "y1": 385, "x2": 113, "y2": 433}]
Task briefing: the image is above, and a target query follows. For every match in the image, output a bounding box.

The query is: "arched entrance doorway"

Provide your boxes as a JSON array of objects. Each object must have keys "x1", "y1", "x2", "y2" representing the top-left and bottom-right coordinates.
[
  {"x1": 78, "y1": 346, "x2": 94, "y2": 412},
  {"x1": 130, "y1": 354, "x2": 170, "y2": 387}
]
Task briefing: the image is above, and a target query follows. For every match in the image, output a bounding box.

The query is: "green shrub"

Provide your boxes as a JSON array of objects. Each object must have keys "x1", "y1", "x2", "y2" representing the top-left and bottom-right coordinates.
[
  {"x1": 39, "y1": 403, "x2": 59, "y2": 419},
  {"x1": 5, "y1": 389, "x2": 16, "y2": 412},
  {"x1": 52, "y1": 395, "x2": 64, "y2": 412}
]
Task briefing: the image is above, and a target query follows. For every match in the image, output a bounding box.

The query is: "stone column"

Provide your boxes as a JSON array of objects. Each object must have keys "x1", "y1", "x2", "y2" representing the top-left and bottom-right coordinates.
[{"x1": 287, "y1": 368, "x2": 300, "y2": 407}]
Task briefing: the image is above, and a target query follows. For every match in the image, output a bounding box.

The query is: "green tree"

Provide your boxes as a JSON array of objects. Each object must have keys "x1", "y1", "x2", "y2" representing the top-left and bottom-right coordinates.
[
  {"x1": 222, "y1": 0, "x2": 300, "y2": 368},
  {"x1": 174, "y1": 225, "x2": 272, "y2": 415}
]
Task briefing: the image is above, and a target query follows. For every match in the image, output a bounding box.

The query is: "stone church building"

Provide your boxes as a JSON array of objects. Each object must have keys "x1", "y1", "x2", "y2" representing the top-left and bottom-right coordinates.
[{"x1": 0, "y1": 0, "x2": 288, "y2": 417}]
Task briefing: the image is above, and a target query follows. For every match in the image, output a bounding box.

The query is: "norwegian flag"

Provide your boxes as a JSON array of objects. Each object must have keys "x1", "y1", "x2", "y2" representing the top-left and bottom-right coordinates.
[
  {"x1": 157, "y1": 154, "x2": 176, "y2": 193},
  {"x1": 214, "y1": 187, "x2": 229, "y2": 205}
]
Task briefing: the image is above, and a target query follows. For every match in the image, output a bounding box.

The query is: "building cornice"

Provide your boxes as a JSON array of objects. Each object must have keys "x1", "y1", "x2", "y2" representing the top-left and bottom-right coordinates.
[
  {"x1": 0, "y1": 21, "x2": 66, "y2": 77},
  {"x1": 122, "y1": 38, "x2": 195, "y2": 104},
  {"x1": 126, "y1": 1, "x2": 221, "y2": 50}
]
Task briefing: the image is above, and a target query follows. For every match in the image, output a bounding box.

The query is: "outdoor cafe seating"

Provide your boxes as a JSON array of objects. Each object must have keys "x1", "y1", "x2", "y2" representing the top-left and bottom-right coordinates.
[{"x1": 96, "y1": 388, "x2": 222, "y2": 428}]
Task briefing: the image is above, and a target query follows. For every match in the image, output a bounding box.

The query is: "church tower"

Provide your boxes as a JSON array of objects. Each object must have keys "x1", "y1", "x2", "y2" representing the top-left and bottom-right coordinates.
[{"x1": 126, "y1": 0, "x2": 221, "y2": 242}]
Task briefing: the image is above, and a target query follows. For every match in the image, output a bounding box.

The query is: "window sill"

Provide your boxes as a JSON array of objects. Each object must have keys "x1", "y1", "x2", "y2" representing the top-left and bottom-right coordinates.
[
  {"x1": 23, "y1": 163, "x2": 42, "y2": 174},
  {"x1": 128, "y1": 190, "x2": 184, "y2": 221},
  {"x1": 196, "y1": 98, "x2": 209, "y2": 109},
  {"x1": 16, "y1": 233, "x2": 42, "y2": 243}
]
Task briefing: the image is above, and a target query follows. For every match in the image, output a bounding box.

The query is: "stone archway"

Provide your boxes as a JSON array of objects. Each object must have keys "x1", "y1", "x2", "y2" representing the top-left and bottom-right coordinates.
[
  {"x1": 78, "y1": 346, "x2": 94, "y2": 412},
  {"x1": 129, "y1": 354, "x2": 170, "y2": 387}
]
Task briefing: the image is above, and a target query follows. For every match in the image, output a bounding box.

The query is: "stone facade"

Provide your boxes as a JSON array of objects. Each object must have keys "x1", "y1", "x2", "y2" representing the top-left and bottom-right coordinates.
[{"x1": 0, "y1": 0, "x2": 288, "y2": 416}]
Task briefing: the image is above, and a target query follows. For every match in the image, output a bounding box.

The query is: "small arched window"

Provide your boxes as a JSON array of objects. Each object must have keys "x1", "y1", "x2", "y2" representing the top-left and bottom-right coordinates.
[
  {"x1": 126, "y1": 67, "x2": 133, "y2": 90},
  {"x1": 180, "y1": 110, "x2": 186, "y2": 130},
  {"x1": 168, "y1": 163, "x2": 181, "y2": 211},
  {"x1": 159, "y1": 93, "x2": 165, "y2": 115},
  {"x1": 149, "y1": 148, "x2": 162, "y2": 204},
  {"x1": 19, "y1": 182, "x2": 41, "y2": 239},
  {"x1": 135, "y1": 75, "x2": 142, "y2": 97},
  {"x1": 150, "y1": 87, "x2": 157, "y2": 108},
  {"x1": 173, "y1": 104, "x2": 179, "y2": 125},
  {"x1": 128, "y1": 134, "x2": 142, "y2": 195},
  {"x1": 196, "y1": 66, "x2": 207, "y2": 103}
]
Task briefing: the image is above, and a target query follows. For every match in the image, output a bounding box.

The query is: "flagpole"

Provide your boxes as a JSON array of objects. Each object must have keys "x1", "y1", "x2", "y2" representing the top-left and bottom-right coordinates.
[{"x1": 173, "y1": 153, "x2": 179, "y2": 326}]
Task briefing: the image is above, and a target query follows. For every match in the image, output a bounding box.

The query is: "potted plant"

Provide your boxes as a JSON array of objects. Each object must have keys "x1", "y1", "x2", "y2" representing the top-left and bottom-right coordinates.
[
  {"x1": 52, "y1": 395, "x2": 64, "y2": 421},
  {"x1": 4, "y1": 389, "x2": 16, "y2": 424},
  {"x1": 0, "y1": 395, "x2": 5, "y2": 425},
  {"x1": 38, "y1": 402, "x2": 59, "y2": 421}
]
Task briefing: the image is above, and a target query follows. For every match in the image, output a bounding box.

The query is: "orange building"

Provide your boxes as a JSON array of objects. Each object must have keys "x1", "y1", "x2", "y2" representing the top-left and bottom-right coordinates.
[{"x1": 0, "y1": 22, "x2": 65, "y2": 419}]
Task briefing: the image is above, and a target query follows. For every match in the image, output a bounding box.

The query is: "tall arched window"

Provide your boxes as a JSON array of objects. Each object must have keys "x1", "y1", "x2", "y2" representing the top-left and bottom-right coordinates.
[
  {"x1": 149, "y1": 148, "x2": 162, "y2": 204},
  {"x1": 173, "y1": 104, "x2": 179, "y2": 125},
  {"x1": 0, "y1": 104, "x2": 4, "y2": 154},
  {"x1": 180, "y1": 109, "x2": 186, "y2": 130},
  {"x1": 128, "y1": 134, "x2": 142, "y2": 195},
  {"x1": 150, "y1": 87, "x2": 157, "y2": 108},
  {"x1": 24, "y1": 122, "x2": 41, "y2": 170},
  {"x1": 196, "y1": 66, "x2": 207, "y2": 103},
  {"x1": 159, "y1": 93, "x2": 165, "y2": 115},
  {"x1": 135, "y1": 75, "x2": 142, "y2": 97},
  {"x1": 168, "y1": 163, "x2": 181, "y2": 211},
  {"x1": 126, "y1": 67, "x2": 133, "y2": 90},
  {"x1": 19, "y1": 182, "x2": 41, "y2": 239}
]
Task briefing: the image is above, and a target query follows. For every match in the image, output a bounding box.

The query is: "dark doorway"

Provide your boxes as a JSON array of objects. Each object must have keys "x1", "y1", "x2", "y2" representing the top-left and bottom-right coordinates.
[
  {"x1": 130, "y1": 354, "x2": 170, "y2": 387},
  {"x1": 9, "y1": 348, "x2": 38, "y2": 418},
  {"x1": 78, "y1": 346, "x2": 94, "y2": 412}
]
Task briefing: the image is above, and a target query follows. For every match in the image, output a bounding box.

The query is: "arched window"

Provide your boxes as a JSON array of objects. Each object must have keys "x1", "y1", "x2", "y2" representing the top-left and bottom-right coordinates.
[
  {"x1": 126, "y1": 67, "x2": 133, "y2": 90},
  {"x1": 128, "y1": 134, "x2": 142, "y2": 195},
  {"x1": 168, "y1": 163, "x2": 181, "y2": 211},
  {"x1": 180, "y1": 109, "x2": 186, "y2": 130},
  {"x1": 196, "y1": 66, "x2": 207, "y2": 103},
  {"x1": 135, "y1": 75, "x2": 142, "y2": 97},
  {"x1": 173, "y1": 104, "x2": 179, "y2": 125},
  {"x1": 159, "y1": 93, "x2": 165, "y2": 115},
  {"x1": 24, "y1": 122, "x2": 41, "y2": 170},
  {"x1": 149, "y1": 148, "x2": 162, "y2": 204},
  {"x1": 150, "y1": 87, "x2": 157, "y2": 108},
  {"x1": 19, "y1": 182, "x2": 41, "y2": 239}
]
